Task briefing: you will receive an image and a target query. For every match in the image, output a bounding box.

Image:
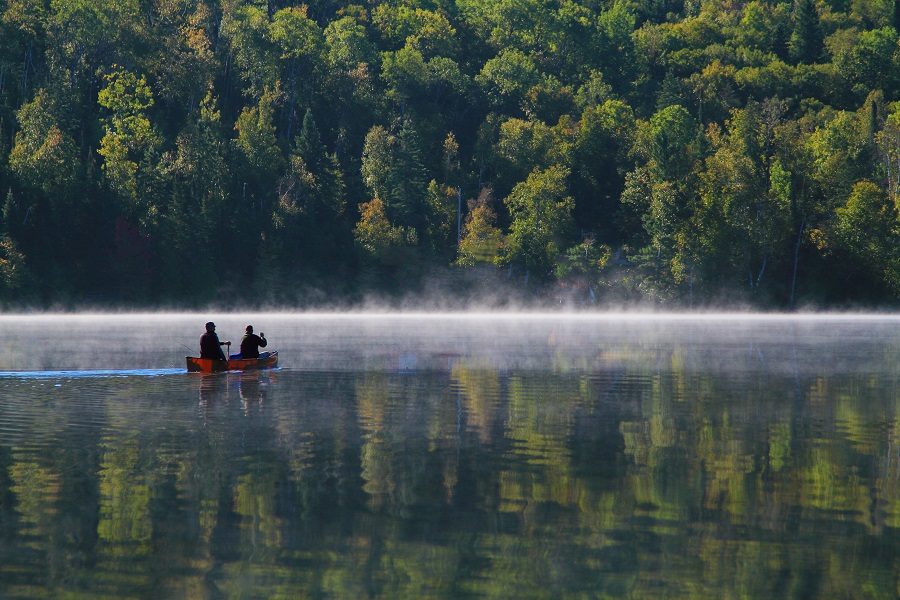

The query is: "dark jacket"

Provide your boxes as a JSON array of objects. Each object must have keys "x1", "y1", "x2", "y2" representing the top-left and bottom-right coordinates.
[
  {"x1": 240, "y1": 333, "x2": 267, "y2": 358},
  {"x1": 200, "y1": 331, "x2": 227, "y2": 360}
]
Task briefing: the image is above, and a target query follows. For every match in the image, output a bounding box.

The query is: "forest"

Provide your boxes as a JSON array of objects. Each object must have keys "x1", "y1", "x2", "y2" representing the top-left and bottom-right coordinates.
[{"x1": 0, "y1": 0, "x2": 899, "y2": 308}]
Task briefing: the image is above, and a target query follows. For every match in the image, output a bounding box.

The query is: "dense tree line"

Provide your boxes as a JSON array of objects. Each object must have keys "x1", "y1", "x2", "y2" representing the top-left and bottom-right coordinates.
[{"x1": 0, "y1": 0, "x2": 899, "y2": 307}]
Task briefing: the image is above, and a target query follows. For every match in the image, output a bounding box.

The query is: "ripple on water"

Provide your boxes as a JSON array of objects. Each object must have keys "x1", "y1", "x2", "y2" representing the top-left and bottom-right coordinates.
[{"x1": 0, "y1": 368, "x2": 184, "y2": 379}]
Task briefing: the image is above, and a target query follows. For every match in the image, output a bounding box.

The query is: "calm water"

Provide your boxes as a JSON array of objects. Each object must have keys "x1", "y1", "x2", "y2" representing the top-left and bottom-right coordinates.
[{"x1": 0, "y1": 313, "x2": 898, "y2": 599}]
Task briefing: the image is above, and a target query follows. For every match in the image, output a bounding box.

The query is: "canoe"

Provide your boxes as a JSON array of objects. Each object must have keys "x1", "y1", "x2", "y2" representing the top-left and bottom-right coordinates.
[{"x1": 186, "y1": 351, "x2": 279, "y2": 373}]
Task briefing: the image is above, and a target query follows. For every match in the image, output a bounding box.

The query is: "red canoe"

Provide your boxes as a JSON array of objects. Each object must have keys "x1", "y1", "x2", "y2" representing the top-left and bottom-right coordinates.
[{"x1": 186, "y1": 351, "x2": 279, "y2": 373}]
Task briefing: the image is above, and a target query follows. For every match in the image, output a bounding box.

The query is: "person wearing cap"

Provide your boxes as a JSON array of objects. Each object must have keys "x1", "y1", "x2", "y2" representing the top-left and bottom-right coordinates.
[
  {"x1": 200, "y1": 322, "x2": 230, "y2": 360},
  {"x1": 239, "y1": 325, "x2": 268, "y2": 359}
]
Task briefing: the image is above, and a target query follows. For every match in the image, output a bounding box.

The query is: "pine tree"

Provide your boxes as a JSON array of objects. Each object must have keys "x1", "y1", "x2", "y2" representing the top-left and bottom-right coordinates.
[
  {"x1": 296, "y1": 109, "x2": 325, "y2": 172},
  {"x1": 392, "y1": 118, "x2": 428, "y2": 231},
  {"x1": 789, "y1": 0, "x2": 823, "y2": 64},
  {"x1": 1, "y1": 189, "x2": 12, "y2": 234}
]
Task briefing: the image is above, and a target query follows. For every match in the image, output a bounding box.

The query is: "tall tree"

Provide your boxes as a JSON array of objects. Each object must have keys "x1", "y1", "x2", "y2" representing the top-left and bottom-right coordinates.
[
  {"x1": 97, "y1": 68, "x2": 161, "y2": 228},
  {"x1": 502, "y1": 165, "x2": 575, "y2": 282},
  {"x1": 789, "y1": 0, "x2": 824, "y2": 64},
  {"x1": 361, "y1": 119, "x2": 429, "y2": 233}
]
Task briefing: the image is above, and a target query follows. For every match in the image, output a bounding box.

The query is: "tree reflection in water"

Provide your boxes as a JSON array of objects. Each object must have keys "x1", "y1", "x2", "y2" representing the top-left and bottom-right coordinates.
[{"x1": 0, "y1": 352, "x2": 898, "y2": 599}]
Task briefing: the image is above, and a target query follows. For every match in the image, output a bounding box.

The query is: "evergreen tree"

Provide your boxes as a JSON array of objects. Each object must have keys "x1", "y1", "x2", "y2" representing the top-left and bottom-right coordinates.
[
  {"x1": 296, "y1": 109, "x2": 325, "y2": 172},
  {"x1": 789, "y1": 0, "x2": 824, "y2": 64},
  {"x1": 393, "y1": 118, "x2": 429, "y2": 231},
  {"x1": 1, "y1": 189, "x2": 13, "y2": 235}
]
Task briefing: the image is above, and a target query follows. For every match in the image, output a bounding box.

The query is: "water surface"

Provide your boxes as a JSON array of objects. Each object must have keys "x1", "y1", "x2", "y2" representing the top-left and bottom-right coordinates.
[{"x1": 0, "y1": 313, "x2": 898, "y2": 599}]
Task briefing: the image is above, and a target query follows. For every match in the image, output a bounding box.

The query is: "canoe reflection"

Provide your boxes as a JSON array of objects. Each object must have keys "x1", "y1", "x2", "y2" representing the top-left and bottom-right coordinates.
[
  {"x1": 238, "y1": 371, "x2": 268, "y2": 414},
  {"x1": 198, "y1": 373, "x2": 226, "y2": 408}
]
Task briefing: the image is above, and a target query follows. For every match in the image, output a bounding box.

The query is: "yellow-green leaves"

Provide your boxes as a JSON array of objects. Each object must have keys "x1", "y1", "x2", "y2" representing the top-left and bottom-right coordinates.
[
  {"x1": 97, "y1": 68, "x2": 161, "y2": 225},
  {"x1": 9, "y1": 89, "x2": 78, "y2": 194}
]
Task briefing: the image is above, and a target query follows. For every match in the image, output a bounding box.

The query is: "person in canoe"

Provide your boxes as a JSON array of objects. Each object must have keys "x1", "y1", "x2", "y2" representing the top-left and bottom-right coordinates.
[
  {"x1": 200, "y1": 322, "x2": 230, "y2": 361},
  {"x1": 238, "y1": 325, "x2": 268, "y2": 359}
]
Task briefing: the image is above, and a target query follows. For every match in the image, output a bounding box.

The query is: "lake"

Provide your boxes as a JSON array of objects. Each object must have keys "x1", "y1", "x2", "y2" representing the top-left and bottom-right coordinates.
[{"x1": 0, "y1": 313, "x2": 898, "y2": 599}]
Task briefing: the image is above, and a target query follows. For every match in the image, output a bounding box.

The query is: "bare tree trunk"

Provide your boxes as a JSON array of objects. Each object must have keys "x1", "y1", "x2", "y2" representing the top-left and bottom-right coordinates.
[
  {"x1": 22, "y1": 44, "x2": 32, "y2": 95},
  {"x1": 789, "y1": 220, "x2": 804, "y2": 309},
  {"x1": 755, "y1": 253, "x2": 767, "y2": 288}
]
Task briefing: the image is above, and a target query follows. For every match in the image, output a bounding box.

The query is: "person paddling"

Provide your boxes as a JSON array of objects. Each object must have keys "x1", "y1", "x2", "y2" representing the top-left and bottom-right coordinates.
[
  {"x1": 239, "y1": 325, "x2": 268, "y2": 359},
  {"x1": 200, "y1": 322, "x2": 230, "y2": 361}
]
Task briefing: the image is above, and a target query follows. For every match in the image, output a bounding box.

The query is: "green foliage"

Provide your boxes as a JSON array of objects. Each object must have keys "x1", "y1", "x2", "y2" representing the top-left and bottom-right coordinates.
[
  {"x1": 493, "y1": 117, "x2": 572, "y2": 194},
  {"x1": 476, "y1": 48, "x2": 542, "y2": 114},
  {"x1": 833, "y1": 26, "x2": 899, "y2": 96},
  {"x1": 233, "y1": 87, "x2": 282, "y2": 178},
  {"x1": 503, "y1": 165, "x2": 575, "y2": 279},
  {"x1": 0, "y1": 0, "x2": 898, "y2": 305},
  {"x1": 554, "y1": 237, "x2": 611, "y2": 280},
  {"x1": 271, "y1": 6, "x2": 323, "y2": 62},
  {"x1": 46, "y1": 0, "x2": 140, "y2": 84},
  {"x1": 789, "y1": 0, "x2": 824, "y2": 64},
  {"x1": 833, "y1": 180, "x2": 900, "y2": 287},
  {"x1": 457, "y1": 195, "x2": 505, "y2": 266},
  {"x1": 98, "y1": 68, "x2": 161, "y2": 225},
  {"x1": 354, "y1": 196, "x2": 417, "y2": 263},
  {"x1": 698, "y1": 103, "x2": 793, "y2": 291},
  {"x1": 8, "y1": 88, "x2": 78, "y2": 194},
  {"x1": 324, "y1": 14, "x2": 374, "y2": 71},
  {"x1": 0, "y1": 235, "x2": 28, "y2": 297},
  {"x1": 221, "y1": 4, "x2": 278, "y2": 98},
  {"x1": 641, "y1": 104, "x2": 702, "y2": 181},
  {"x1": 424, "y1": 179, "x2": 457, "y2": 256},
  {"x1": 373, "y1": 4, "x2": 458, "y2": 58},
  {"x1": 571, "y1": 99, "x2": 636, "y2": 240},
  {"x1": 361, "y1": 119, "x2": 428, "y2": 231},
  {"x1": 733, "y1": 1, "x2": 791, "y2": 55}
]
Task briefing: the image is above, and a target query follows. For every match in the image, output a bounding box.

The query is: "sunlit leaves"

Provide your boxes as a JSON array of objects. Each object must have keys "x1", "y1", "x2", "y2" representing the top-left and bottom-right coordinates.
[
  {"x1": 0, "y1": 235, "x2": 29, "y2": 295},
  {"x1": 503, "y1": 165, "x2": 575, "y2": 278},
  {"x1": 8, "y1": 89, "x2": 78, "y2": 194},
  {"x1": 0, "y1": 0, "x2": 899, "y2": 303},
  {"x1": 361, "y1": 121, "x2": 428, "y2": 230},
  {"x1": 457, "y1": 194, "x2": 505, "y2": 266},
  {"x1": 97, "y1": 69, "x2": 155, "y2": 141},
  {"x1": 145, "y1": 2, "x2": 217, "y2": 103},
  {"x1": 324, "y1": 15, "x2": 374, "y2": 71},
  {"x1": 220, "y1": 4, "x2": 278, "y2": 98},
  {"x1": 173, "y1": 90, "x2": 228, "y2": 216},
  {"x1": 47, "y1": 0, "x2": 139, "y2": 82},
  {"x1": 372, "y1": 5, "x2": 458, "y2": 58},
  {"x1": 476, "y1": 48, "x2": 542, "y2": 114},
  {"x1": 2, "y1": 0, "x2": 46, "y2": 38},
  {"x1": 494, "y1": 117, "x2": 572, "y2": 194},
  {"x1": 832, "y1": 26, "x2": 899, "y2": 96},
  {"x1": 97, "y1": 68, "x2": 162, "y2": 226},
  {"x1": 640, "y1": 104, "x2": 702, "y2": 182},
  {"x1": 354, "y1": 196, "x2": 417, "y2": 261},
  {"x1": 233, "y1": 87, "x2": 282, "y2": 178},
  {"x1": 806, "y1": 109, "x2": 870, "y2": 207},
  {"x1": 271, "y1": 6, "x2": 323, "y2": 61},
  {"x1": 833, "y1": 180, "x2": 900, "y2": 288}
]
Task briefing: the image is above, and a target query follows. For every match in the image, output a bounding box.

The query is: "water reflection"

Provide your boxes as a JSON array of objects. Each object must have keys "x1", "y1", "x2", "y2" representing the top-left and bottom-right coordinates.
[
  {"x1": 0, "y1": 317, "x2": 897, "y2": 598},
  {"x1": 198, "y1": 373, "x2": 226, "y2": 411}
]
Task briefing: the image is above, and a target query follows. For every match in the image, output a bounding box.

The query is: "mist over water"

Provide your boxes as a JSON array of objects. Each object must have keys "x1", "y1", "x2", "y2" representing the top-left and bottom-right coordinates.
[
  {"x1": 0, "y1": 313, "x2": 898, "y2": 598},
  {"x1": 1, "y1": 311, "x2": 898, "y2": 374}
]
